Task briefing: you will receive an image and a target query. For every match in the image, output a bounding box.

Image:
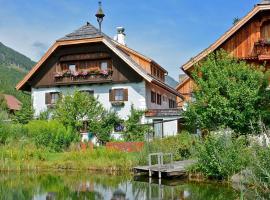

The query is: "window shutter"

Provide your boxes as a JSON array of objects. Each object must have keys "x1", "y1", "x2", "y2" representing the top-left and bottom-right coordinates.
[
  {"x1": 124, "y1": 89, "x2": 128, "y2": 101},
  {"x1": 109, "y1": 89, "x2": 114, "y2": 101},
  {"x1": 45, "y1": 93, "x2": 51, "y2": 105}
]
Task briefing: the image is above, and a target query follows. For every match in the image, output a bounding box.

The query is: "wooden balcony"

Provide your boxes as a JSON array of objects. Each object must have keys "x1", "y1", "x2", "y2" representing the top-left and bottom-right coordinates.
[
  {"x1": 254, "y1": 40, "x2": 270, "y2": 60},
  {"x1": 54, "y1": 70, "x2": 113, "y2": 85}
]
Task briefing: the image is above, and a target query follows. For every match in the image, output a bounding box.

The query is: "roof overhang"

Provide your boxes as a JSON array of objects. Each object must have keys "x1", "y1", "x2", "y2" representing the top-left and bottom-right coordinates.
[
  {"x1": 16, "y1": 36, "x2": 154, "y2": 91},
  {"x1": 181, "y1": 4, "x2": 270, "y2": 73}
]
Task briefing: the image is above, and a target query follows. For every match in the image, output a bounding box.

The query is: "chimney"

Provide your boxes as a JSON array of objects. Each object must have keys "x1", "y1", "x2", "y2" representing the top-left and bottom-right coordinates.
[{"x1": 114, "y1": 27, "x2": 126, "y2": 45}]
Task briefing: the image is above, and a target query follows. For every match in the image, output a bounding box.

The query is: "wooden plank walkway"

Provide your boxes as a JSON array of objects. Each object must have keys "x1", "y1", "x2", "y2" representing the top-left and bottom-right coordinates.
[{"x1": 133, "y1": 160, "x2": 196, "y2": 178}]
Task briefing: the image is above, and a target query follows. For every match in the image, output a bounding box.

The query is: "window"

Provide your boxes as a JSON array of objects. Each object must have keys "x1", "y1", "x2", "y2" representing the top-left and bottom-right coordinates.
[
  {"x1": 109, "y1": 88, "x2": 128, "y2": 102},
  {"x1": 163, "y1": 95, "x2": 167, "y2": 102},
  {"x1": 68, "y1": 64, "x2": 76, "y2": 73},
  {"x1": 100, "y1": 61, "x2": 108, "y2": 71},
  {"x1": 153, "y1": 119, "x2": 163, "y2": 138},
  {"x1": 45, "y1": 92, "x2": 60, "y2": 105},
  {"x1": 157, "y1": 93, "x2": 162, "y2": 105},
  {"x1": 169, "y1": 99, "x2": 176, "y2": 108},
  {"x1": 261, "y1": 20, "x2": 270, "y2": 41},
  {"x1": 151, "y1": 91, "x2": 156, "y2": 103},
  {"x1": 115, "y1": 89, "x2": 124, "y2": 101}
]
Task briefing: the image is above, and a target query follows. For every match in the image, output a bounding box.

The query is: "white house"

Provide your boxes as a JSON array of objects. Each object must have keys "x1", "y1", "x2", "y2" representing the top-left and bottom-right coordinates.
[{"x1": 16, "y1": 13, "x2": 184, "y2": 140}]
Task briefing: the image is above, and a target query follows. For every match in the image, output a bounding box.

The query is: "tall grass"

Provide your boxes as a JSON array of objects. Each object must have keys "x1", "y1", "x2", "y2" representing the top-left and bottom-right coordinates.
[
  {"x1": 137, "y1": 132, "x2": 197, "y2": 165},
  {"x1": 0, "y1": 143, "x2": 138, "y2": 172}
]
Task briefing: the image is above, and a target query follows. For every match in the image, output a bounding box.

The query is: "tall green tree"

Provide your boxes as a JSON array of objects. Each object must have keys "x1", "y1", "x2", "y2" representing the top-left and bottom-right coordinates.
[
  {"x1": 184, "y1": 50, "x2": 270, "y2": 135},
  {"x1": 13, "y1": 102, "x2": 34, "y2": 124},
  {"x1": 53, "y1": 91, "x2": 107, "y2": 139},
  {"x1": 123, "y1": 105, "x2": 149, "y2": 141}
]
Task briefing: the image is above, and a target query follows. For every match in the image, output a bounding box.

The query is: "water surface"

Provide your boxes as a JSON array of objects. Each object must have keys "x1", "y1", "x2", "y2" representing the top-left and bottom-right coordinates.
[{"x1": 0, "y1": 172, "x2": 243, "y2": 200}]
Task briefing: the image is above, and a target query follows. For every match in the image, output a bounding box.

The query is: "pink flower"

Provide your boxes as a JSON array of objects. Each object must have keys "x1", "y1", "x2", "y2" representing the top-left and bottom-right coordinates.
[
  {"x1": 82, "y1": 70, "x2": 88, "y2": 76},
  {"x1": 100, "y1": 69, "x2": 109, "y2": 76}
]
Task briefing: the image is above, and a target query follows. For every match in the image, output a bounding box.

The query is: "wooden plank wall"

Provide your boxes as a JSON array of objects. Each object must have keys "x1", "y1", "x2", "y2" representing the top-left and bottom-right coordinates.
[{"x1": 30, "y1": 42, "x2": 143, "y2": 88}]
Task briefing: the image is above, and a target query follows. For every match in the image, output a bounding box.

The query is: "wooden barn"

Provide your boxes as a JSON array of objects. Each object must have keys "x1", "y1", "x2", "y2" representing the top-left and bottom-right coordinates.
[{"x1": 177, "y1": 1, "x2": 270, "y2": 107}]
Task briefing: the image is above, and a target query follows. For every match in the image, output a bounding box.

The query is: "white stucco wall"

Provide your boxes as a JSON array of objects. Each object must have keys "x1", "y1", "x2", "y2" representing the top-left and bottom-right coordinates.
[
  {"x1": 145, "y1": 82, "x2": 177, "y2": 109},
  {"x1": 144, "y1": 116, "x2": 180, "y2": 137},
  {"x1": 32, "y1": 81, "x2": 147, "y2": 119}
]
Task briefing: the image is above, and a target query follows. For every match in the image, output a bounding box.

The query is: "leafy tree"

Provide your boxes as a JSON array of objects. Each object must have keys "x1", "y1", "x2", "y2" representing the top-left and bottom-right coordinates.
[
  {"x1": 53, "y1": 91, "x2": 105, "y2": 133},
  {"x1": 123, "y1": 105, "x2": 149, "y2": 141},
  {"x1": 184, "y1": 50, "x2": 270, "y2": 135},
  {"x1": 91, "y1": 110, "x2": 122, "y2": 143}
]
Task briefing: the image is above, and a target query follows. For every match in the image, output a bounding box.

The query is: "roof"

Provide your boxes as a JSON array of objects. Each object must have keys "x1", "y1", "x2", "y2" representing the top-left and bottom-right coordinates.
[
  {"x1": 175, "y1": 75, "x2": 190, "y2": 91},
  {"x1": 3, "y1": 94, "x2": 22, "y2": 111},
  {"x1": 58, "y1": 22, "x2": 103, "y2": 41},
  {"x1": 182, "y1": 3, "x2": 270, "y2": 72},
  {"x1": 16, "y1": 22, "x2": 183, "y2": 99}
]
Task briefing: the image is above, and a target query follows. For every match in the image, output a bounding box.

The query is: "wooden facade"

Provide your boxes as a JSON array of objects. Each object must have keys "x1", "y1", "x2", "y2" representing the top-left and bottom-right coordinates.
[
  {"x1": 28, "y1": 42, "x2": 143, "y2": 89},
  {"x1": 177, "y1": 4, "x2": 270, "y2": 107}
]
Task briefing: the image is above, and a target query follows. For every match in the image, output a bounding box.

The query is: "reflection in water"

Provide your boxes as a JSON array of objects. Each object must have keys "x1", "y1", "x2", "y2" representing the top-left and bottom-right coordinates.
[{"x1": 0, "y1": 172, "x2": 244, "y2": 200}]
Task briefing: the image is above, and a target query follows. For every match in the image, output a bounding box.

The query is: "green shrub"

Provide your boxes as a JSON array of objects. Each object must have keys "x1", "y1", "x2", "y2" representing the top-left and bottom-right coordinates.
[
  {"x1": 193, "y1": 133, "x2": 250, "y2": 180},
  {"x1": 138, "y1": 132, "x2": 197, "y2": 165},
  {"x1": 250, "y1": 146, "x2": 270, "y2": 189},
  {"x1": 0, "y1": 122, "x2": 26, "y2": 144},
  {"x1": 25, "y1": 120, "x2": 79, "y2": 152},
  {"x1": 123, "y1": 105, "x2": 150, "y2": 141}
]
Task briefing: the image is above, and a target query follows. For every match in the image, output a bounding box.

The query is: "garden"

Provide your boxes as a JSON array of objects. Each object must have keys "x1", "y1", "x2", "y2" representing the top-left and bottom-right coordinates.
[{"x1": 0, "y1": 51, "x2": 270, "y2": 198}]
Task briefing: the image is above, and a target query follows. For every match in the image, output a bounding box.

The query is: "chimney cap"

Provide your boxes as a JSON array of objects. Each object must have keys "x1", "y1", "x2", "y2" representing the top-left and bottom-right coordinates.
[{"x1": 117, "y1": 27, "x2": 125, "y2": 35}]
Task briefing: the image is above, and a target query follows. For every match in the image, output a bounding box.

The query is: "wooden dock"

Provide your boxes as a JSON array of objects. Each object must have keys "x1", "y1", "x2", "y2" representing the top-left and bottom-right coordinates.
[{"x1": 133, "y1": 153, "x2": 196, "y2": 179}]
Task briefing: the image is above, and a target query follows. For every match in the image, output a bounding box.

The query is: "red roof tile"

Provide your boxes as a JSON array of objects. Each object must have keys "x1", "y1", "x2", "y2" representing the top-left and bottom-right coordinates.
[{"x1": 3, "y1": 94, "x2": 22, "y2": 111}]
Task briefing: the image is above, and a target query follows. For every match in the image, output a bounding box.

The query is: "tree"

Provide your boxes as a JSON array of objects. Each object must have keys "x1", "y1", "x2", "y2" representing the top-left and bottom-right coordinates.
[
  {"x1": 123, "y1": 105, "x2": 150, "y2": 141},
  {"x1": 91, "y1": 110, "x2": 122, "y2": 143},
  {"x1": 184, "y1": 50, "x2": 270, "y2": 135},
  {"x1": 53, "y1": 91, "x2": 105, "y2": 132},
  {"x1": 13, "y1": 102, "x2": 34, "y2": 124}
]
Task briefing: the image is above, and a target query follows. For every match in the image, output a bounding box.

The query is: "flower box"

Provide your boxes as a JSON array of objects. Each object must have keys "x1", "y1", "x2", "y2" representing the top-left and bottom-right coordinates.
[{"x1": 111, "y1": 101, "x2": 125, "y2": 107}]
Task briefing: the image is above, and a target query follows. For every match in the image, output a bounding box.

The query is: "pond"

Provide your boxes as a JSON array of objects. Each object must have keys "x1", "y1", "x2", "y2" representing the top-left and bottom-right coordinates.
[{"x1": 0, "y1": 172, "x2": 253, "y2": 200}]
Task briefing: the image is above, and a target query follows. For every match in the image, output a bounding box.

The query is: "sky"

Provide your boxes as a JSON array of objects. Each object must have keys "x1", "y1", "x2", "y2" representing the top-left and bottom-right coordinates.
[{"x1": 0, "y1": 0, "x2": 260, "y2": 81}]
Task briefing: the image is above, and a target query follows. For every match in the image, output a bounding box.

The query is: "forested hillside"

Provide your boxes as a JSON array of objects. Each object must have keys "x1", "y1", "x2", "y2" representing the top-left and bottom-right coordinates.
[{"x1": 0, "y1": 42, "x2": 35, "y2": 104}]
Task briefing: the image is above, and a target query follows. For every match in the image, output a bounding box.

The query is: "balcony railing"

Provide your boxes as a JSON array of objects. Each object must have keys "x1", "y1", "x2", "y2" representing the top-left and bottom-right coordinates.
[
  {"x1": 54, "y1": 70, "x2": 113, "y2": 85},
  {"x1": 254, "y1": 40, "x2": 270, "y2": 60}
]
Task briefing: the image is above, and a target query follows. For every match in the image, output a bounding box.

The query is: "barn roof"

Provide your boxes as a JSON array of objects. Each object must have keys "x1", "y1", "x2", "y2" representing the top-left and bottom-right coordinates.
[{"x1": 3, "y1": 94, "x2": 22, "y2": 111}]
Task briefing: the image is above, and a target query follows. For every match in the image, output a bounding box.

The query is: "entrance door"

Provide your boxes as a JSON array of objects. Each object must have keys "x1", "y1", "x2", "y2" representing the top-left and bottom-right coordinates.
[{"x1": 153, "y1": 119, "x2": 163, "y2": 138}]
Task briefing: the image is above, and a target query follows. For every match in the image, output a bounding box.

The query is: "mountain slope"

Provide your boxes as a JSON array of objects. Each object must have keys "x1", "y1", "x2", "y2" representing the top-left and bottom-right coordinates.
[
  {"x1": 0, "y1": 42, "x2": 35, "y2": 104},
  {"x1": 0, "y1": 42, "x2": 35, "y2": 71}
]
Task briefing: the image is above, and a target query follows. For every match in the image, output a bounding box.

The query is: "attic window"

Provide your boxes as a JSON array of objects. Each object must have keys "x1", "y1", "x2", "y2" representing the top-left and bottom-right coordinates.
[
  {"x1": 69, "y1": 64, "x2": 76, "y2": 72},
  {"x1": 100, "y1": 61, "x2": 108, "y2": 70}
]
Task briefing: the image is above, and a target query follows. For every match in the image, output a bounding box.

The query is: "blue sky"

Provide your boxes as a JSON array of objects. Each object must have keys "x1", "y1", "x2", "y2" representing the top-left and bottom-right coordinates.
[{"x1": 0, "y1": 0, "x2": 259, "y2": 80}]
